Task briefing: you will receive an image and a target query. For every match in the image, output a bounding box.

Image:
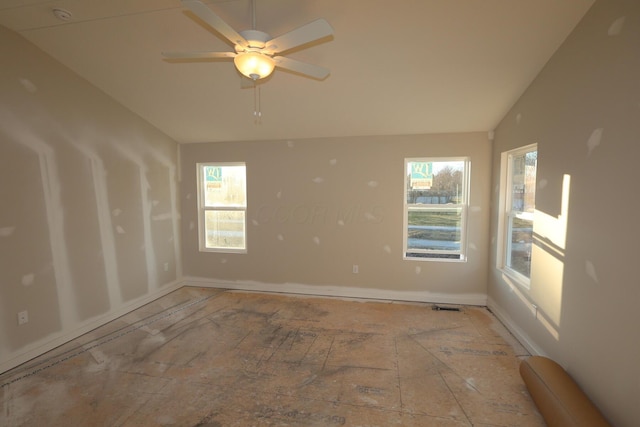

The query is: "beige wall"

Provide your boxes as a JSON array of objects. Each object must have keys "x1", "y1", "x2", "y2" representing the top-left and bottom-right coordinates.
[
  {"x1": 6, "y1": 0, "x2": 637, "y2": 422},
  {"x1": 181, "y1": 133, "x2": 492, "y2": 303},
  {"x1": 487, "y1": 0, "x2": 640, "y2": 426},
  {"x1": 0, "y1": 26, "x2": 181, "y2": 372}
]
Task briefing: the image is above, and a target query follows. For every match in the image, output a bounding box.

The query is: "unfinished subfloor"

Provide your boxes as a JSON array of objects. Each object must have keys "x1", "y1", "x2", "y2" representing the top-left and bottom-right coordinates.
[{"x1": 1, "y1": 287, "x2": 544, "y2": 426}]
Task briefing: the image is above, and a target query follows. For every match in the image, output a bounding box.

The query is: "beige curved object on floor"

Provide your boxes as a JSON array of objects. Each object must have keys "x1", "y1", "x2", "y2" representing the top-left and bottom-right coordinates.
[{"x1": 520, "y1": 356, "x2": 611, "y2": 427}]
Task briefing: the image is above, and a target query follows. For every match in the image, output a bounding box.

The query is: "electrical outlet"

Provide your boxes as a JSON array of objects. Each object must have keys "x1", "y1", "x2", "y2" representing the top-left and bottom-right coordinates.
[
  {"x1": 352, "y1": 265, "x2": 359, "y2": 274},
  {"x1": 17, "y1": 310, "x2": 28, "y2": 325},
  {"x1": 163, "y1": 262, "x2": 169, "y2": 272}
]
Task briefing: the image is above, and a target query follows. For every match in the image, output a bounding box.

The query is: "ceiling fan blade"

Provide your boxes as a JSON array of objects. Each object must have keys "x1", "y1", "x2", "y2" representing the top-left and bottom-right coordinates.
[
  {"x1": 265, "y1": 19, "x2": 333, "y2": 54},
  {"x1": 162, "y1": 51, "x2": 236, "y2": 59},
  {"x1": 182, "y1": 0, "x2": 249, "y2": 48},
  {"x1": 273, "y1": 56, "x2": 330, "y2": 80}
]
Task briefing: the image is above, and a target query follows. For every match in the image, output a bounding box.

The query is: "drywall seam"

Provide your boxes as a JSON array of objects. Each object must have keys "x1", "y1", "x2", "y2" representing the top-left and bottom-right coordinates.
[
  {"x1": 112, "y1": 143, "x2": 158, "y2": 291},
  {"x1": 182, "y1": 277, "x2": 488, "y2": 306},
  {"x1": 0, "y1": 109, "x2": 78, "y2": 329},
  {"x1": 37, "y1": 147, "x2": 78, "y2": 328},
  {"x1": 0, "y1": 280, "x2": 182, "y2": 375},
  {"x1": 149, "y1": 148, "x2": 182, "y2": 278},
  {"x1": 72, "y1": 142, "x2": 122, "y2": 308}
]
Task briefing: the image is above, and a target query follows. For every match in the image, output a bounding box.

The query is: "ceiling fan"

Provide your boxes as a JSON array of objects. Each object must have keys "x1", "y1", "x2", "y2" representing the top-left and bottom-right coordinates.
[{"x1": 162, "y1": 0, "x2": 334, "y2": 81}]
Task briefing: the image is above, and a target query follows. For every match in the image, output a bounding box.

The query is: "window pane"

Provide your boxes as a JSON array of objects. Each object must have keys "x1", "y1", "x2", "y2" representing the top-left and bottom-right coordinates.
[
  {"x1": 203, "y1": 165, "x2": 246, "y2": 208},
  {"x1": 407, "y1": 209, "x2": 461, "y2": 252},
  {"x1": 204, "y1": 210, "x2": 246, "y2": 250},
  {"x1": 507, "y1": 216, "x2": 532, "y2": 277},
  {"x1": 407, "y1": 161, "x2": 464, "y2": 204},
  {"x1": 510, "y1": 151, "x2": 537, "y2": 213}
]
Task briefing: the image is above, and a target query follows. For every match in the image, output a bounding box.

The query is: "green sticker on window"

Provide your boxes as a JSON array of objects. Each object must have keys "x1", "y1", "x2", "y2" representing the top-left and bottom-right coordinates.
[
  {"x1": 410, "y1": 162, "x2": 433, "y2": 189},
  {"x1": 205, "y1": 166, "x2": 222, "y2": 190}
]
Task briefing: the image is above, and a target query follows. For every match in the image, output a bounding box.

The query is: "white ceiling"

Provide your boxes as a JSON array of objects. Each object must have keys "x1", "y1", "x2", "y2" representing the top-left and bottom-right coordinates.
[{"x1": 0, "y1": 0, "x2": 595, "y2": 143}]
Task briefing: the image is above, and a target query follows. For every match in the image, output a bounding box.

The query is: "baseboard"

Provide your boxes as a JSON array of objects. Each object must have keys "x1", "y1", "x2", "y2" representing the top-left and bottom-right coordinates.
[
  {"x1": 1, "y1": 278, "x2": 488, "y2": 375},
  {"x1": 182, "y1": 276, "x2": 488, "y2": 306},
  {"x1": 487, "y1": 296, "x2": 546, "y2": 356},
  {"x1": 0, "y1": 280, "x2": 183, "y2": 375}
]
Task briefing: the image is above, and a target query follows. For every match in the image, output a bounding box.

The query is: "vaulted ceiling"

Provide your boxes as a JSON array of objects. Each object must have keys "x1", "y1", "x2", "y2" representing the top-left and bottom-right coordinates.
[{"x1": 0, "y1": 0, "x2": 595, "y2": 143}]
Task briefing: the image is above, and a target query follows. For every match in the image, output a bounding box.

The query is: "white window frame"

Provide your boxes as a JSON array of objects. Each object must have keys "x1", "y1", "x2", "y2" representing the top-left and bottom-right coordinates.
[
  {"x1": 403, "y1": 157, "x2": 470, "y2": 262},
  {"x1": 196, "y1": 162, "x2": 247, "y2": 253},
  {"x1": 497, "y1": 144, "x2": 537, "y2": 287}
]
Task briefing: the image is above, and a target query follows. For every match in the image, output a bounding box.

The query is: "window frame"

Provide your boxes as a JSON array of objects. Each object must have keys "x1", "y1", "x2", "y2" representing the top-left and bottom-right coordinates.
[
  {"x1": 403, "y1": 157, "x2": 470, "y2": 262},
  {"x1": 497, "y1": 144, "x2": 537, "y2": 287},
  {"x1": 196, "y1": 162, "x2": 247, "y2": 254}
]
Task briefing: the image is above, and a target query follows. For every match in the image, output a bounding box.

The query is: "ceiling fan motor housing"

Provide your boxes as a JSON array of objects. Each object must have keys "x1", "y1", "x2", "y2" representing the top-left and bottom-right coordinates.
[{"x1": 236, "y1": 30, "x2": 271, "y2": 50}]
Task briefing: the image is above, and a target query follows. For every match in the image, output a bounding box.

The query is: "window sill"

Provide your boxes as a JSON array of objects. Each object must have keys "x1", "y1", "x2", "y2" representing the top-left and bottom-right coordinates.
[{"x1": 500, "y1": 268, "x2": 530, "y2": 290}]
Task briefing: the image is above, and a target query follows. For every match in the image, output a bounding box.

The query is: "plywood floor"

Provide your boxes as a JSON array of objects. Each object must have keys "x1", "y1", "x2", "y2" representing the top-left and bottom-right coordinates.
[{"x1": 1, "y1": 287, "x2": 544, "y2": 426}]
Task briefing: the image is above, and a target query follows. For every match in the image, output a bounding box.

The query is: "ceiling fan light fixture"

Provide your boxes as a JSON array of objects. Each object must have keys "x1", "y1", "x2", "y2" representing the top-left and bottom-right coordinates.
[{"x1": 234, "y1": 51, "x2": 275, "y2": 80}]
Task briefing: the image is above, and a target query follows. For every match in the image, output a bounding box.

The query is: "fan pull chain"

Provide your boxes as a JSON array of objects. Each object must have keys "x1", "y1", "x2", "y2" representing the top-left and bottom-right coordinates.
[{"x1": 253, "y1": 83, "x2": 262, "y2": 124}]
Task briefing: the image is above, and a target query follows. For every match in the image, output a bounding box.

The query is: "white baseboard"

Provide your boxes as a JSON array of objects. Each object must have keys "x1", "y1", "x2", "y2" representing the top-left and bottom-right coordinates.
[
  {"x1": 0, "y1": 280, "x2": 183, "y2": 375},
  {"x1": 487, "y1": 296, "x2": 545, "y2": 356},
  {"x1": 1, "y1": 278, "x2": 489, "y2": 375},
  {"x1": 182, "y1": 276, "x2": 488, "y2": 306}
]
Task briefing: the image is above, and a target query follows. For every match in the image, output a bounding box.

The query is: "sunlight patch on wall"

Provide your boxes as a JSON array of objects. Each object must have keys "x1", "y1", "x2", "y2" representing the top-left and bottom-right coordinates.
[{"x1": 530, "y1": 174, "x2": 570, "y2": 332}]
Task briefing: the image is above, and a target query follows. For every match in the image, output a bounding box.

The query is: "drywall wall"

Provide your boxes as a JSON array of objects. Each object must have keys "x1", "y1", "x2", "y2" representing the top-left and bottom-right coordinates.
[
  {"x1": 487, "y1": 0, "x2": 640, "y2": 426},
  {"x1": 181, "y1": 132, "x2": 491, "y2": 303},
  {"x1": 0, "y1": 26, "x2": 181, "y2": 373}
]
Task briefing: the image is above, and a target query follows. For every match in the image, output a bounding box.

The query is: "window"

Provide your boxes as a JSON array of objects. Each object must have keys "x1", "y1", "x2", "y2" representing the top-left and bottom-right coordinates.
[
  {"x1": 499, "y1": 144, "x2": 537, "y2": 284},
  {"x1": 197, "y1": 163, "x2": 247, "y2": 252},
  {"x1": 403, "y1": 158, "x2": 470, "y2": 261}
]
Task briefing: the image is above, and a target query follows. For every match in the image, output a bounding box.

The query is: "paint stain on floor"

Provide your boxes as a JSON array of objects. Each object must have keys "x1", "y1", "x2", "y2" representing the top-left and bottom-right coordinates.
[{"x1": 0, "y1": 287, "x2": 544, "y2": 426}]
